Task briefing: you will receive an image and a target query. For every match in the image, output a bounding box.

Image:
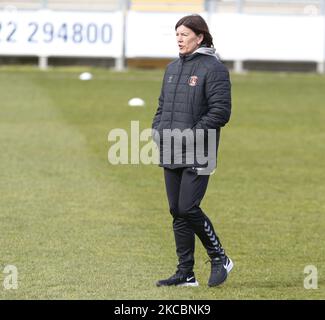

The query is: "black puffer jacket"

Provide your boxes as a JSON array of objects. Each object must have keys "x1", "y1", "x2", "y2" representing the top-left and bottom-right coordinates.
[{"x1": 152, "y1": 47, "x2": 231, "y2": 170}]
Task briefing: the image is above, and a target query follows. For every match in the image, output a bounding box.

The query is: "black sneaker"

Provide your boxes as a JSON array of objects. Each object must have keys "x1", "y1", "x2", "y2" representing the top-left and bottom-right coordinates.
[
  {"x1": 156, "y1": 271, "x2": 199, "y2": 287},
  {"x1": 207, "y1": 255, "x2": 234, "y2": 287}
]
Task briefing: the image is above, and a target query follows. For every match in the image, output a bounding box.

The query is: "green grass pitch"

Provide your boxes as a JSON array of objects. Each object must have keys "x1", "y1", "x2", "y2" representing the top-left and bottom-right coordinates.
[{"x1": 0, "y1": 66, "x2": 324, "y2": 299}]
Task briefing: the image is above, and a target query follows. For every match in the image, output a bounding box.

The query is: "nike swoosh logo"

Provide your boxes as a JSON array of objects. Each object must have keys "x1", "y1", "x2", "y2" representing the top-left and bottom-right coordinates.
[{"x1": 186, "y1": 276, "x2": 194, "y2": 281}]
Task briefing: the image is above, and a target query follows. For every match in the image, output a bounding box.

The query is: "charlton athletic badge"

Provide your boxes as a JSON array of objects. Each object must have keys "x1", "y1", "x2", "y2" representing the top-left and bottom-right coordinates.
[{"x1": 188, "y1": 76, "x2": 198, "y2": 86}]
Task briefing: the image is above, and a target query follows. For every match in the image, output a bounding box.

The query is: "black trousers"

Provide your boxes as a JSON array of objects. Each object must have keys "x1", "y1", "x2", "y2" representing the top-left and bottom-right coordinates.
[{"x1": 163, "y1": 167, "x2": 225, "y2": 274}]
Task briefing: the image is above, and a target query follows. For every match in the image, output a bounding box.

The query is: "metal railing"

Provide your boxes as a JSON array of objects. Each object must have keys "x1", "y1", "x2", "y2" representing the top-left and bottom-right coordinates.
[
  {"x1": 1, "y1": 1, "x2": 324, "y2": 15},
  {"x1": 0, "y1": 0, "x2": 123, "y2": 11},
  {"x1": 208, "y1": 0, "x2": 325, "y2": 15}
]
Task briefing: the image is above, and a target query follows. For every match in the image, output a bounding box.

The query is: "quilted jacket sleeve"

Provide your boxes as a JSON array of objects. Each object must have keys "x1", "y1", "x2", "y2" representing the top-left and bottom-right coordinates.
[
  {"x1": 194, "y1": 65, "x2": 231, "y2": 130},
  {"x1": 152, "y1": 72, "x2": 166, "y2": 130}
]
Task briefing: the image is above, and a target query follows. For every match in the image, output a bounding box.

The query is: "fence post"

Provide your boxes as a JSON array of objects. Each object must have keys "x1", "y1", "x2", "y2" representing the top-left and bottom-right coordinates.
[
  {"x1": 237, "y1": 0, "x2": 244, "y2": 14},
  {"x1": 37, "y1": 0, "x2": 49, "y2": 70},
  {"x1": 234, "y1": 60, "x2": 244, "y2": 73},
  {"x1": 206, "y1": 0, "x2": 217, "y2": 27},
  {"x1": 317, "y1": 0, "x2": 325, "y2": 73},
  {"x1": 38, "y1": 56, "x2": 48, "y2": 70},
  {"x1": 115, "y1": 0, "x2": 128, "y2": 71},
  {"x1": 234, "y1": 0, "x2": 244, "y2": 73},
  {"x1": 41, "y1": 0, "x2": 48, "y2": 9}
]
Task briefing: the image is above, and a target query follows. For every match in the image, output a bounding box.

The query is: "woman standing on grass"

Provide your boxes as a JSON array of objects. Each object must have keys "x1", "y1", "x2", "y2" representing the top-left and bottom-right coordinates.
[{"x1": 152, "y1": 14, "x2": 233, "y2": 287}]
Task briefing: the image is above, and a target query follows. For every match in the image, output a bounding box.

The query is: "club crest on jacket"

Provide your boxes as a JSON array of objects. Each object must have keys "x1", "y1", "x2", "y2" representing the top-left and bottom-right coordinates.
[{"x1": 188, "y1": 75, "x2": 198, "y2": 86}]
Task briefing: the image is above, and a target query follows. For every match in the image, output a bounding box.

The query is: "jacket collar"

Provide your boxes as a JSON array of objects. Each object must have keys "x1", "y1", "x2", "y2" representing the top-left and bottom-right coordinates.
[
  {"x1": 179, "y1": 45, "x2": 218, "y2": 62},
  {"x1": 179, "y1": 52, "x2": 200, "y2": 62}
]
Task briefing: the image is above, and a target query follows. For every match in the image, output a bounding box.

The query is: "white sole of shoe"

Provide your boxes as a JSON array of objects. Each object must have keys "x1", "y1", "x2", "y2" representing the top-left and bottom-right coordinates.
[
  {"x1": 226, "y1": 258, "x2": 234, "y2": 274},
  {"x1": 176, "y1": 280, "x2": 199, "y2": 287}
]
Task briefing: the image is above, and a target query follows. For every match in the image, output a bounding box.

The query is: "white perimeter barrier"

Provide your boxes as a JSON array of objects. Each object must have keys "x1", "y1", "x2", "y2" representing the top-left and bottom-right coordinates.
[
  {"x1": 0, "y1": 10, "x2": 123, "y2": 57},
  {"x1": 0, "y1": 10, "x2": 324, "y2": 72}
]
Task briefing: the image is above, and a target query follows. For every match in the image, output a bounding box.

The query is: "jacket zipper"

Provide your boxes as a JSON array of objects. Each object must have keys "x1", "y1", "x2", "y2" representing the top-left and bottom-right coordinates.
[
  {"x1": 188, "y1": 61, "x2": 198, "y2": 124},
  {"x1": 170, "y1": 56, "x2": 185, "y2": 127}
]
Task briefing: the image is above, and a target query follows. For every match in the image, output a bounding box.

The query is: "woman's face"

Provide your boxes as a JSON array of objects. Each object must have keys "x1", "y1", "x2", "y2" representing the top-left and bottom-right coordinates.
[{"x1": 176, "y1": 25, "x2": 203, "y2": 55}]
